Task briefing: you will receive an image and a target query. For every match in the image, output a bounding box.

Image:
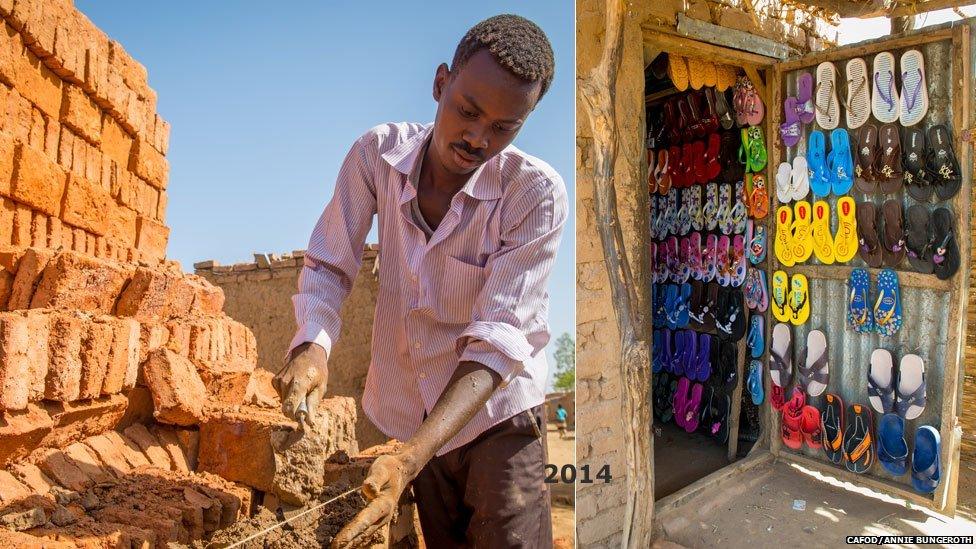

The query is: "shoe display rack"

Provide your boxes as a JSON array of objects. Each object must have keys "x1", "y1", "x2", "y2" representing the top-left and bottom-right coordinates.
[{"x1": 764, "y1": 24, "x2": 972, "y2": 511}]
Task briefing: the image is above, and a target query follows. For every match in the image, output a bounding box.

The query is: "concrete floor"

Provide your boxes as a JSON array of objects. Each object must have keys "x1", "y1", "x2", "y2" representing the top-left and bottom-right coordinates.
[
  {"x1": 654, "y1": 422, "x2": 730, "y2": 499},
  {"x1": 656, "y1": 457, "x2": 976, "y2": 548}
]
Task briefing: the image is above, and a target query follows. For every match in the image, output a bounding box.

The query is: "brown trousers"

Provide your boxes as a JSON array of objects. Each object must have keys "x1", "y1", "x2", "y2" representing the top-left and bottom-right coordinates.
[{"x1": 411, "y1": 406, "x2": 553, "y2": 548}]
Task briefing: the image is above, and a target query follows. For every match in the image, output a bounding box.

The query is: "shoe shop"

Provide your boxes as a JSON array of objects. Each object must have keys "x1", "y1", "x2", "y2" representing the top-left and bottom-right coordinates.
[{"x1": 577, "y1": 1, "x2": 974, "y2": 543}]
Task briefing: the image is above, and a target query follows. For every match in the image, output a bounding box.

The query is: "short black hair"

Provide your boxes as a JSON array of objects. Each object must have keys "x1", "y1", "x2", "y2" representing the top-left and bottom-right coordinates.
[{"x1": 451, "y1": 14, "x2": 555, "y2": 100}]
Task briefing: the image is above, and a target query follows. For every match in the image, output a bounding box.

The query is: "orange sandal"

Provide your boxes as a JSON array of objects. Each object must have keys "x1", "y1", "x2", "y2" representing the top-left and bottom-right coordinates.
[{"x1": 748, "y1": 174, "x2": 770, "y2": 219}]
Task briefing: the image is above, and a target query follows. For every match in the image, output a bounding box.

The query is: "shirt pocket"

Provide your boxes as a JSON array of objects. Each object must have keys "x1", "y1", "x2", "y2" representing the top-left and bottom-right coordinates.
[{"x1": 428, "y1": 253, "x2": 486, "y2": 324}]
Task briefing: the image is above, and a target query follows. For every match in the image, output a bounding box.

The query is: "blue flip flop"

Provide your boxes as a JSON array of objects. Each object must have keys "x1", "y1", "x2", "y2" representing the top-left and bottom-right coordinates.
[
  {"x1": 652, "y1": 330, "x2": 664, "y2": 373},
  {"x1": 665, "y1": 284, "x2": 679, "y2": 329},
  {"x1": 671, "y1": 328, "x2": 686, "y2": 376},
  {"x1": 747, "y1": 315, "x2": 765, "y2": 358},
  {"x1": 807, "y1": 130, "x2": 832, "y2": 196},
  {"x1": 847, "y1": 268, "x2": 873, "y2": 334},
  {"x1": 878, "y1": 413, "x2": 909, "y2": 476},
  {"x1": 829, "y1": 128, "x2": 854, "y2": 195},
  {"x1": 677, "y1": 283, "x2": 692, "y2": 328},
  {"x1": 874, "y1": 268, "x2": 902, "y2": 338},
  {"x1": 747, "y1": 360, "x2": 764, "y2": 405},
  {"x1": 912, "y1": 426, "x2": 941, "y2": 494},
  {"x1": 662, "y1": 329, "x2": 675, "y2": 373},
  {"x1": 695, "y1": 333, "x2": 712, "y2": 382},
  {"x1": 682, "y1": 330, "x2": 698, "y2": 379}
]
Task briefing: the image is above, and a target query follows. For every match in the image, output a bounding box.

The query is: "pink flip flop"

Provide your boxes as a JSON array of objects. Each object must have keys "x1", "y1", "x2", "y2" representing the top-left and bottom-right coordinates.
[
  {"x1": 667, "y1": 236, "x2": 680, "y2": 283},
  {"x1": 716, "y1": 235, "x2": 731, "y2": 286},
  {"x1": 678, "y1": 236, "x2": 692, "y2": 283},
  {"x1": 689, "y1": 232, "x2": 704, "y2": 280},
  {"x1": 674, "y1": 376, "x2": 692, "y2": 429},
  {"x1": 703, "y1": 234, "x2": 718, "y2": 282},
  {"x1": 683, "y1": 382, "x2": 704, "y2": 432},
  {"x1": 731, "y1": 235, "x2": 747, "y2": 287},
  {"x1": 746, "y1": 88, "x2": 765, "y2": 126}
]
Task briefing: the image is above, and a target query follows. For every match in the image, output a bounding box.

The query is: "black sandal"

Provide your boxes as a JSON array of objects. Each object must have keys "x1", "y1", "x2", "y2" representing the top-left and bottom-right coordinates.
[
  {"x1": 902, "y1": 126, "x2": 932, "y2": 201},
  {"x1": 905, "y1": 204, "x2": 934, "y2": 274},
  {"x1": 931, "y1": 207, "x2": 959, "y2": 280},
  {"x1": 925, "y1": 124, "x2": 961, "y2": 200}
]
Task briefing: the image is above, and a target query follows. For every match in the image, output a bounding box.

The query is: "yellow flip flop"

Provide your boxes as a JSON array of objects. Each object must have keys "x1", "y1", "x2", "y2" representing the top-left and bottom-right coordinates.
[
  {"x1": 790, "y1": 201, "x2": 814, "y2": 264},
  {"x1": 811, "y1": 200, "x2": 835, "y2": 264},
  {"x1": 772, "y1": 270, "x2": 793, "y2": 323},
  {"x1": 668, "y1": 55, "x2": 690, "y2": 91},
  {"x1": 790, "y1": 273, "x2": 811, "y2": 326},
  {"x1": 686, "y1": 56, "x2": 706, "y2": 90},
  {"x1": 716, "y1": 64, "x2": 736, "y2": 92},
  {"x1": 833, "y1": 197, "x2": 858, "y2": 263},
  {"x1": 703, "y1": 61, "x2": 718, "y2": 88},
  {"x1": 775, "y1": 205, "x2": 795, "y2": 267}
]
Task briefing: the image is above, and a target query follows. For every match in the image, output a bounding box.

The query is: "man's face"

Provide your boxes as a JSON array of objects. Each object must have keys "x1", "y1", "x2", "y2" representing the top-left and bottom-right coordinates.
[{"x1": 430, "y1": 49, "x2": 542, "y2": 176}]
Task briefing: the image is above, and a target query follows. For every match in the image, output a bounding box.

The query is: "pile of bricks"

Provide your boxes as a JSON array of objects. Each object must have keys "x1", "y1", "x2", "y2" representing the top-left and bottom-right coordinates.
[{"x1": 0, "y1": 3, "x2": 398, "y2": 547}]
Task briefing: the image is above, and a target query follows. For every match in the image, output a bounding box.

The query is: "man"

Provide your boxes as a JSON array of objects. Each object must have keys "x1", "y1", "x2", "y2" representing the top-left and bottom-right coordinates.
[
  {"x1": 555, "y1": 404, "x2": 568, "y2": 440},
  {"x1": 272, "y1": 14, "x2": 566, "y2": 549}
]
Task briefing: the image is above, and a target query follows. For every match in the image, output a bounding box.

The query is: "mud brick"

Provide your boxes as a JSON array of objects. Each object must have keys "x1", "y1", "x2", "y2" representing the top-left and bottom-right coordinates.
[
  {"x1": 17, "y1": 309, "x2": 50, "y2": 401},
  {"x1": 129, "y1": 138, "x2": 167, "y2": 190},
  {"x1": 56, "y1": 124, "x2": 72, "y2": 170},
  {"x1": 135, "y1": 215, "x2": 168, "y2": 261},
  {"x1": 10, "y1": 143, "x2": 66, "y2": 216},
  {"x1": 63, "y1": 441, "x2": 115, "y2": 482},
  {"x1": 143, "y1": 348, "x2": 206, "y2": 426},
  {"x1": 153, "y1": 113, "x2": 170, "y2": 155},
  {"x1": 100, "y1": 114, "x2": 130, "y2": 165},
  {"x1": 8, "y1": 462, "x2": 54, "y2": 495},
  {"x1": 151, "y1": 426, "x2": 190, "y2": 473},
  {"x1": 109, "y1": 41, "x2": 149, "y2": 99},
  {"x1": 27, "y1": 106, "x2": 45, "y2": 149},
  {"x1": 70, "y1": 227, "x2": 83, "y2": 252},
  {"x1": 94, "y1": 235, "x2": 105, "y2": 258},
  {"x1": 245, "y1": 369, "x2": 280, "y2": 409},
  {"x1": 84, "y1": 142, "x2": 99, "y2": 183},
  {"x1": 81, "y1": 433, "x2": 131, "y2": 476},
  {"x1": 0, "y1": 312, "x2": 29, "y2": 410},
  {"x1": 197, "y1": 408, "x2": 293, "y2": 491},
  {"x1": 156, "y1": 190, "x2": 168, "y2": 221},
  {"x1": 78, "y1": 319, "x2": 112, "y2": 399},
  {"x1": 70, "y1": 131, "x2": 85, "y2": 177},
  {"x1": 105, "y1": 203, "x2": 136, "y2": 247},
  {"x1": 0, "y1": 403, "x2": 53, "y2": 468},
  {"x1": 7, "y1": 248, "x2": 54, "y2": 310},
  {"x1": 195, "y1": 359, "x2": 252, "y2": 406},
  {"x1": 165, "y1": 319, "x2": 190, "y2": 356},
  {"x1": 100, "y1": 316, "x2": 138, "y2": 395},
  {"x1": 13, "y1": 45, "x2": 62, "y2": 118},
  {"x1": 0, "y1": 267, "x2": 11, "y2": 307},
  {"x1": 0, "y1": 23, "x2": 16, "y2": 86},
  {"x1": 115, "y1": 267, "x2": 168, "y2": 321},
  {"x1": 137, "y1": 322, "x2": 169, "y2": 364},
  {"x1": 29, "y1": 210, "x2": 46, "y2": 247},
  {"x1": 0, "y1": 133, "x2": 14, "y2": 199},
  {"x1": 188, "y1": 276, "x2": 224, "y2": 315},
  {"x1": 1, "y1": 88, "x2": 33, "y2": 144},
  {"x1": 102, "y1": 430, "x2": 149, "y2": 469},
  {"x1": 35, "y1": 447, "x2": 92, "y2": 491},
  {"x1": 122, "y1": 423, "x2": 172, "y2": 470},
  {"x1": 116, "y1": 168, "x2": 134, "y2": 207},
  {"x1": 0, "y1": 197, "x2": 14, "y2": 245},
  {"x1": 58, "y1": 84, "x2": 100, "y2": 145},
  {"x1": 60, "y1": 174, "x2": 109, "y2": 235},
  {"x1": 11, "y1": 204, "x2": 30, "y2": 246},
  {"x1": 43, "y1": 117, "x2": 59, "y2": 163},
  {"x1": 46, "y1": 216, "x2": 61, "y2": 249},
  {"x1": 43, "y1": 312, "x2": 82, "y2": 401},
  {"x1": 31, "y1": 251, "x2": 129, "y2": 313},
  {"x1": 36, "y1": 394, "x2": 127, "y2": 451},
  {"x1": 0, "y1": 469, "x2": 29, "y2": 503}
]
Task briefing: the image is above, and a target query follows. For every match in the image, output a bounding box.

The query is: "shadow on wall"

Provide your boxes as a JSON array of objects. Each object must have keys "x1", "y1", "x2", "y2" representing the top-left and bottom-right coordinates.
[{"x1": 194, "y1": 246, "x2": 385, "y2": 448}]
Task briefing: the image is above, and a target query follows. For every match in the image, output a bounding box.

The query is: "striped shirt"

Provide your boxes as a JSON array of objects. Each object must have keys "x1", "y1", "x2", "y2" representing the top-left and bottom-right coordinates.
[{"x1": 289, "y1": 122, "x2": 568, "y2": 455}]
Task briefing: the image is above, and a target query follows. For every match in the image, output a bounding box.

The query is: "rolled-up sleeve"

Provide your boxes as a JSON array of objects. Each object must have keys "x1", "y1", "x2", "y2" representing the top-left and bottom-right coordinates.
[
  {"x1": 456, "y1": 175, "x2": 568, "y2": 386},
  {"x1": 288, "y1": 133, "x2": 377, "y2": 362}
]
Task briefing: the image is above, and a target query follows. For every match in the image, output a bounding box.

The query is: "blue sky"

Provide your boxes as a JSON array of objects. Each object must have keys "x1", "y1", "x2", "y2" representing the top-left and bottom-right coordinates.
[{"x1": 76, "y1": 1, "x2": 576, "y2": 388}]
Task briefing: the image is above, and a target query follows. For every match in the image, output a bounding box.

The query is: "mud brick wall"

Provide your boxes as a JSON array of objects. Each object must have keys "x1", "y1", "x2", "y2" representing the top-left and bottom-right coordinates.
[
  {"x1": 194, "y1": 245, "x2": 385, "y2": 449},
  {"x1": 576, "y1": 1, "x2": 834, "y2": 545},
  {"x1": 0, "y1": 0, "x2": 170, "y2": 265}
]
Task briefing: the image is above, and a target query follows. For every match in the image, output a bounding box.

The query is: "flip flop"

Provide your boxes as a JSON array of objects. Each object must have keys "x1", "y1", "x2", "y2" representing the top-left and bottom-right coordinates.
[
  {"x1": 775, "y1": 161, "x2": 793, "y2": 203},
  {"x1": 771, "y1": 270, "x2": 792, "y2": 323},
  {"x1": 782, "y1": 388, "x2": 806, "y2": 450},
  {"x1": 912, "y1": 426, "x2": 941, "y2": 494},
  {"x1": 701, "y1": 282, "x2": 719, "y2": 332},
  {"x1": 730, "y1": 181, "x2": 749, "y2": 235},
  {"x1": 668, "y1": 54, "x2": 690, "y2": 91},
  {"x1": 689, "y1": 232, "x2": 704, "y2": 281},
  {"x1": 715, "y1": 88, "x2": 735, "y2": 129},
  {"x1": 856, "y1": 201, "x2": 884, "y2": 268},
  {"x1": 744, "y1": 268, "x2": 764, "y2": 311},
  {"x1": 747, "y1": 360, "x2": 764, "y2": 405},
  {"x1": 814, "y1": 61, "x2": 840, "y2": 130},
  {"x1": 677, "y1": 236, "x2": 692, "y2": 283},
  {"x1": 769, "y1": 322, "x2": 793, "y2": 388},
  {"x1": 682, "y1": 330, "x2": 699, "y2": 379},
  {"x1": 931, "y1": 207, "x2": 959, "y2": 280},
  {"x1": 844, "y1": 404, "x2": 875, "y2": 474},
  {"x1": 789, "y1": 273, "x2": 810, "y2": 326},
  {"x1": 899, "y1": 49, "x2": 928, "y2": 127},
  {"x1": 845, "y1": 57, "x2": 872, "y2": 129},
  {"x1": 747, "y1": 314, "x2": 765, "y2": 359},
  {"x1": 683, "y1": 382, "x2": 704, "y2": 433},
  {"x1": 745, "y1": 88, "x2": 764, "y2": 127},
  {"x1": 677, "y1": 282, "x2": 693, "y2": 328},
  {"x1": 801, "y1": 405, "x2": 823, "y2": 449},
  {"x1": 821, "y1": 394, "x2": 845, "y2": 465},
  {"x1": 828, "y1": 128, "x2": 854, "y2": 195},
  {"x1": 671, "y1": 329, "x2": 687, "y2": 376},
  {"x1": 791, "y1": 155, "x2": 810, "y2": 201},
  {"x1": 703, "y1": 61, "x2": 718, "y2": 90},
  {"x1": 702, "y1": 182, "x2": 720, "y2": 232},
  {"x1": 798, "y1": 329, "x2": 829, "y2": 396},
  {"x1": 731, "y1": 235, "x2": 747, "y2": 287},
  {"x1": 774, "y1": 206, "x2": 796, "y2": 267},
  {"x1": 796, "y1": 72, "x2": 816, "y2": 124},
  {"x1": 896, "y1": 354, "x2": 926, "y2": 420},
  {"x1": 902, "y1": 127, "x2": 932, "y2": 201},
  {"x1": 878, "y1": 413, "x2": 909, "y2": 476},
  {"x1": 687, "y1": 279, "x2": 706, "y2": 329},
  {"x1": 704, "y1": 132, "x2": 722, "y2": 181},
  {"x1": 807, "y1": 131, "x2": 831, "y2": 196},
  {"x1": 872, "y1": 52, "x2": 900, "y2": 123},
  {"x1": 665, "y1": 283, "x2": 679, "y2": 330},
  {"x1": 877, "y1": 123, "x2": 904, "y2": 194},
  {"x1": 771, "y1": 385, "x2": 786, "y2": 412},
  {"x1": 756, "y1": 269, "x2": 768, "y2": 312},
  {"x1": 748, "y1": 174, "x2": 769, "y2": 219},
  {"x1": 880, "y1": 199, "x2": 906, "y2": 267},
  {"x1": 717, "y1": 183, "x2": 733, "y2": 234},
  {"x1": 833, "y1": 197, "x2": 858, "y2": 263},
  {"x1": 695, "y1": 333, "x2": 712, "y2": 382},
  {"x1": 703, "y1": 234, "x2": 719, "y2": 282},
  {"x1": 746, "y1": 220, "x2": 767, "y2": 264},
  {"x1": 874, "y1": 268, "x2": 902, "y2": 338},
  {"x1": 716, "y1": 235, "x2": 732, "y2": 287},
  {"x1": 811, "y1": 200, "x2": 836, "y2": 264},
  {"x1": 657, "y1": 148, "x2": 673, "y2": 195},
  {"x1": 647, "y1": 148, "x2": 659, "y2": 195},
  {"x1": 688, "y1": 185, "x2": 705, "y2": 232},
  {"x1": 673, "y1": 376, "x2": 692, "y2": 428},
  {"x1": 790, "y1": 200, "x2": 814, "y2": 264},
  {"x1": 905, "y1": 204, "x2": 934, "y2": 274},
  {"x1": 746, "y1": 126, "x2": 767, "y2": 172},
  {"x1": 652, "y1": 330, "x2": 664, "y2": 373},
  {"x1": 780, "y1": 97, "x2": 803, "y2": 148},
  {"x1": 715, "y1": 287, "x2": 745, "y2": 342},
  {"x1": 848, "y1": 268, "x2": 874, "y2": 334},
  {"x1": 854, "y1": 123, "x2": 879, "y2": 193},
  {"x1": 719, "y1": 339, "x2": 739, "y2": 389}
]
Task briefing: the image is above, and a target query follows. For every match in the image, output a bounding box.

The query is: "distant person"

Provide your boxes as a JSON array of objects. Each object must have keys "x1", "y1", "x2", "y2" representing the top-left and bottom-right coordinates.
[
  {"x1": 555, "y1": 404, "x2": 568, "y2": 439},
  {"x1": 273, "y1": 14, "x2": 566, "y2": 549}
]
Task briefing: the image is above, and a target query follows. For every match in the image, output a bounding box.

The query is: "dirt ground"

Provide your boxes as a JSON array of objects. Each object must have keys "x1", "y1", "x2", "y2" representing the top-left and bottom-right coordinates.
[
  {"x1": 547, "y1": 422, "x2": 576, "y2": 548},
  {"x1": 656, "y1": 457, "x2": 976, "y2": 548}
]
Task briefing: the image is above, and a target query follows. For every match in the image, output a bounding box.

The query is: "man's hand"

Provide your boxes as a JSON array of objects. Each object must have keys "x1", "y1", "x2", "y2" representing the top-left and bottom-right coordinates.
[
  {"x1": 272, "y1": 342, "x2": 328, "y2": 425},
  {"x1": 331, "y1": 453, "x2": 416, "y2": 548}
]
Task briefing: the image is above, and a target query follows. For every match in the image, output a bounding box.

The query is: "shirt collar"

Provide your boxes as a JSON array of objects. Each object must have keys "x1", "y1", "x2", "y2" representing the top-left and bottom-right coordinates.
[{"x1": 380, "y1": 123, "x2": 502, "y2": 201}]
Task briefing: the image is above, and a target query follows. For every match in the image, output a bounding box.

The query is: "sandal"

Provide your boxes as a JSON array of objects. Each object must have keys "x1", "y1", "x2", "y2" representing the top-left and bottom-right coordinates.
[
  {"x1": 868, "y1": 349, "x2": 896, "y2": 414},
  {"x1": 855, "y1": 201, "x2": 883, "y2": 268},
  {"x1": 912, "y1": 426, "x2": 941, "y2": 494},
  {"x1": 931, "y1": 207, "x2": 959, "y2": 280},
  {"x1": 896, "y1": 354, "x2": 926, "y2": 420},
  {"x1": 790, "y1": 155, "x2": 810, "y2": 201},
  {"x1": 814, "y1": 61, "x2": 840, "y2": 130},
  {"x1": 703, "y1": 235, "x2": 718, "y2": 283},
  {"x1": 716, "y1": 235, "x2": 732, "y2": 287},
  {"x1": 730, "y1": 235, "x2": 747, "y2": 287},
  {"x1": 801, "y1": 405, "x2": 823, "y2": 449},
  {"x1": 833, "y1": 197, "x2": 858, "y2": 263},
  {"x1": 844, "y1": 404, "x2": 876, "y2": 474},
  {"x1": 782, "y1": 388, "x2": 806, "y2": 450},
  {"x1": 768, "y1": 321, "x2": 793, "y2": 388},
  {"x1": 748, "y1": 174, "x2": 769, "y2": 219},
  {"x1": 747, "y1": 314, "x2": 765, "y2": 359},
  {"x1": 872, "y1": 51, "x2": 900, "y2": 124},
  {"x1": 789, "y1": 273, "x2": 810, "y2": 326},
  {"x1": 902, "y1": 127, "x2": 932, "y2": 201},
  {"x1": 688, "y1": 186, "x2": 705, "y2": 232},
  {"x1": 811, "y1": 200, "x2": 836, "y2": 264},
  {"x1": 702, "y1": 182, "x2": 720, "y2": 232},
  {"x1": 714, "y1": 88, "x2": 735, "y2": 130},
  {"x1": 821, "y1": 394, "x2": 845, "y2": 465},
  {"x1": 847, "y1": 268, "x2": 874, "y2": 334},
  {"x1": 845, "y1": 57, "x2": 871, "y2": 129},
  {"x1": 775, "y1": 161, "x2": 793, "y2": 203},
  {"x1": 905, "y1": 204, "x2": 934, "y2": 274},
  {"x1": 795, "y1": 72, "x2": 815, "y2": 124},
  {"x1": 797, "y1": 329, "x2": 829, "y2": 396},
  {"x1": 774, "y1": 206, "x2": 796, "y2": 267},
  {"x1": 771, "y1": 270, "x2": 792, "y2": 323},
  {"x1": 790, "y1": 200, "x2": 814, "y2": 264},
  {"x1": 854, "y1": 123, "x2": 879, "y2": 193},
  {"x1": 746, "y1": 219, "x2": 767, "y2": 264},
  {"x1": 827, "y1": 128, "x2": 854, "y2": 195},
  {"x1": 899, "y1": 49, "x2": 928, "y2": 127},
  {"x1": 780, "y1": 96, "x2": 803, "y2": 148},
  {"x1": 668, "y1": 54, "x2": 690, "y2": 91},
  {"x1": 877, "y1": 123, "x2": 904, "y2": 194},
  {"x1": 873, "y1": 268, "x2": 902, "y2": 338},
  {"x1": 880, "y1": 199, "x2": 906, "y2": 267},
  {"x1": 730, "y1": 181, "x2": 748, "y2": 234},
  {"x1": 747, "y1": 360, "x2": 764, "y2": 405},
  {"x1": 807, "y1": 131, "x2": 831, "y2": 196}
]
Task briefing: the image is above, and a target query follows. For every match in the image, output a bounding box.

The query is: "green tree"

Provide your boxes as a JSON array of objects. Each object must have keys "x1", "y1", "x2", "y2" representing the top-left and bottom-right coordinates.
[{"x1": 552, "y1": 332, "x2": 575, "y2": 392}]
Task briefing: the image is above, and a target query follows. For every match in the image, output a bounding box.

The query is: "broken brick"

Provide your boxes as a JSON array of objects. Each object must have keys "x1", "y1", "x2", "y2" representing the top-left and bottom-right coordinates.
[
  {"x1": 44, "y1": 312, "x2": 83, "y2": 402},
  {"x1": 6, "y1": 247, "x2": 53, "y2": 310},
  {"x1": 7, "y1": 462, "x2": 54, "y2": 495},
  {"x1": 62, "y1": 441, "x2": 115, "y2": 483},
  {"x1": 0, "y1": 469, "x2": 30, "y2": 504},
  {"x1": 78, "y1": 319, "x2": 112, "y2": 399},
  {"x1": 100, "y1": 316, "x2": 139, "y2": 396},
  {"x1": 30, "y1": 250, "x2": 130, "y2": 313},
  {"x1": 122, "y1": 423, "x2": 171, "y2": 470},
  {"x1": 143, "y1": 348, "x2": 206, "y2": 426},
  {"x1": 34, "y1": 447, "x2": 92, "y2": 491}
]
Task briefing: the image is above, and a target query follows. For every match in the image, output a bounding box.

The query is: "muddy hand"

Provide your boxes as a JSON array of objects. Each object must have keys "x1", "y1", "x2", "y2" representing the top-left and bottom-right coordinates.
[
  {"x1": 331, "y1": 454, "x2": 413, "y2": 548},
  {"x1": 272, "y1": 342, "x2": 328, "y2": 424}
]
